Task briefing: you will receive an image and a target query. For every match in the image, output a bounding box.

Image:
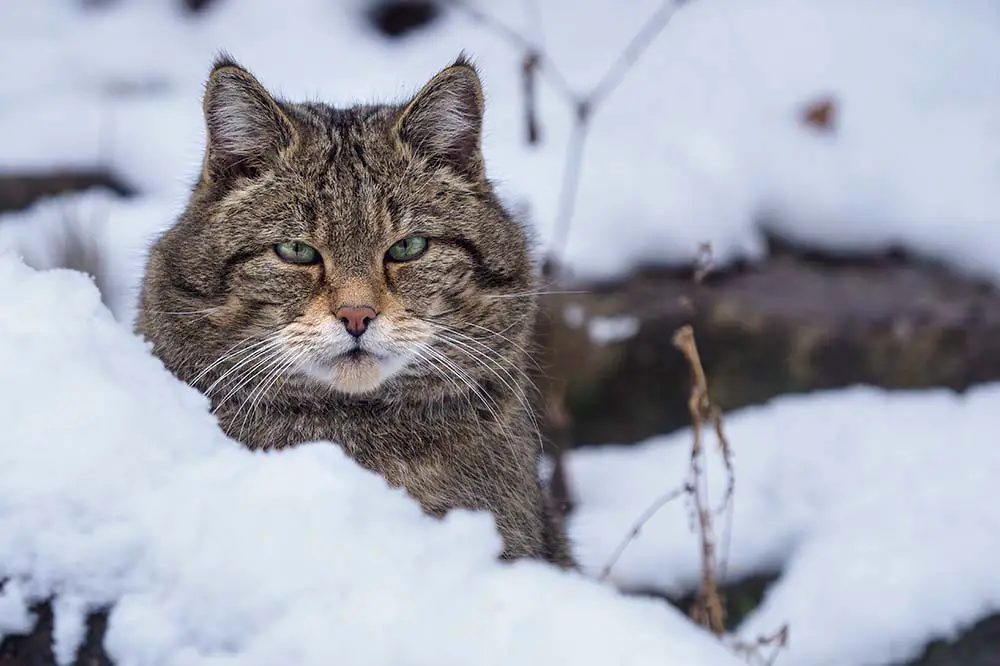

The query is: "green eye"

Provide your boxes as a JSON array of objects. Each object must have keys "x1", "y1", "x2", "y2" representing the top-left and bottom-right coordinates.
[
  {"x1": 387, "y1": 236, "x2": 429, "y2": 262},
  {"x1": 275, "y1": 241, "x2": 320, "y2": 265}
]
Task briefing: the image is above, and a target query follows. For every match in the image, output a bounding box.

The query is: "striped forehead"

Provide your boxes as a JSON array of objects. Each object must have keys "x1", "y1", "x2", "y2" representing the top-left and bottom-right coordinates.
[{"x1": 314, "y1": 145, "x2": 399, "y2": 238}]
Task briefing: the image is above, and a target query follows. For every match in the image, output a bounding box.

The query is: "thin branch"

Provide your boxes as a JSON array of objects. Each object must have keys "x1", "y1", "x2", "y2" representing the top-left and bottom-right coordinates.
[
  {"x1": 522, "y1": 0, "x2": 546, "y2": 49},
  {"x1": 587, "y1": 0, "x2": 681, "y2": 106},
  {"x1": 446, "y1": 0, "x2": 576, "y2": 99},
  {"x1": 447, "y1": 0, "x2": 683, "y2": 261},
  {"x1": 731, "y1": 625, "x2": 790, "y2": 666},
  {"x1": 673, "y1": 324, "x2": 728, "y2": 636},
  {"x1": 549, "y1": 115, "x2": 590, "y2": 260},
  {"x1": 597, "y1": 323, "x2": 735, "y2": 640},
  {"x1": 521, "y1": 51, "x2": 542, "y2": 145},
  {"x1": 599, "y1": 482, "x2": 693, "y2": 581},
  {"x1": 447, "y1": 0, "x2": 533, "y2": 50}
]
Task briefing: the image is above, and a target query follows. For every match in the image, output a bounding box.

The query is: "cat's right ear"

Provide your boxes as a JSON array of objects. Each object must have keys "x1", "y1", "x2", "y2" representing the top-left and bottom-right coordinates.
[{"x1": 201, "y1": 56, "x2": 296, "y2": 183}]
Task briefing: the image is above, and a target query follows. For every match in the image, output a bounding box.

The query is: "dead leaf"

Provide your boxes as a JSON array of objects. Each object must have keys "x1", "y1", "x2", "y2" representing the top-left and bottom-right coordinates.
[{"x1": 801, "y1": 97, "x2": 837, "y2": 133}]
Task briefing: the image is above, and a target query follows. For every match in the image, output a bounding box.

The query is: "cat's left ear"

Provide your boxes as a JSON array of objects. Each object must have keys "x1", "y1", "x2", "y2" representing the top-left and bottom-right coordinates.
[
  {"x1": 201, "y1": 55, "x2": 297, "y2": 183},
  {"x1": 395, "y1": 56, "x2": 485, "y2": 180}
]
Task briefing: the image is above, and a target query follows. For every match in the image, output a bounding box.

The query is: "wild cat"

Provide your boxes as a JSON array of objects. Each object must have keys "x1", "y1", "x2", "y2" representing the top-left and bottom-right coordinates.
[{"x1": 135, "y1": 55, "x2": 574, "y2": 567}]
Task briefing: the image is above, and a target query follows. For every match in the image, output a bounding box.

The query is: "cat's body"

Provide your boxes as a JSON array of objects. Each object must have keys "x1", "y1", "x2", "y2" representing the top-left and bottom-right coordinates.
[{"x1": 136, "y1": 55, "x2": 573, "y2": 567}]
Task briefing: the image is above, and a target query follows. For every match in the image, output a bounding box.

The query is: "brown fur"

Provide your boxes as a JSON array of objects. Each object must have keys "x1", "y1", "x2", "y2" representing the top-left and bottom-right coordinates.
[{"x1": 136, "y1": 54, "x2": 574, "y2": 567}]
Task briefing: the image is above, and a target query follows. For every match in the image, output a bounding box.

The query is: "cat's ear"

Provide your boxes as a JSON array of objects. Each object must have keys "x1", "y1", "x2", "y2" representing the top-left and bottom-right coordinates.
[
  {"x1": 201, "y1": 55, "x2": 296, "y2": 183},
  {"x1": 395, "y1": 56, "x2": 485, "y2": 179}
]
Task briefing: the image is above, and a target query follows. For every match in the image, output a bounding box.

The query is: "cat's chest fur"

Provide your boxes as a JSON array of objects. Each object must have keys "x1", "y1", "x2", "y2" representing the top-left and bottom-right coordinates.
[{"x1": 218, "y1": 392, "x2": 510, "y2": 472}]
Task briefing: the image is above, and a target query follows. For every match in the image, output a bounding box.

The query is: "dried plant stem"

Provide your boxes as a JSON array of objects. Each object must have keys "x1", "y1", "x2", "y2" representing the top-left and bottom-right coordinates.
[
  {"x1": 673, "y1": 324, "x2": 729, "y2": 635},
  {"x1": 598, "y1": 324, "x2": 735, "y2": 641}
]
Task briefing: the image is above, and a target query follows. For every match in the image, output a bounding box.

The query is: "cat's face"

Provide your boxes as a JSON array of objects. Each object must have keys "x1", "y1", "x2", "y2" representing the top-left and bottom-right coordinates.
[{"x1": 138, "y1": 57, "x2": 534, "y2": 400}]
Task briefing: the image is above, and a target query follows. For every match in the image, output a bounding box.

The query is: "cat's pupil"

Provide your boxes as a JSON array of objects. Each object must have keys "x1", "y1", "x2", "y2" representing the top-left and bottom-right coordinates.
[
  {"x1": 275, "y1": 241, "x2": 319, "y2": 265},
  {"x1": 388, "y1": 236, "x2": 427, "y2": 261}
]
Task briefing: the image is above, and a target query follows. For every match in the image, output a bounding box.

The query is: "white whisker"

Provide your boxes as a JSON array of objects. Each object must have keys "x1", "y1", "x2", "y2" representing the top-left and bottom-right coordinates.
[
  {"x1": 434, "y1": 333, "x2": 544, "y2": 454},
  {"x1": 435, "y1": 326, "x2": 536, "y2": 384},
  {"x1": 235, "y1": 348, "x2": 306, "y2": 442},
  {"x1": 420, "y1": 340, "x2": 521, "y2": 460},
  {"x1": 211, "y1": 346, "x2": 286, "y2": 412},
  {"x1": 482, "y1": 290, "x2": 588, "y2": 299},
  {"x1": 192, "y1": 333, "x2": 281, "y2": 387},
  {"x1": 202, "y1": 336, "x2": 284, "y2": 397}
]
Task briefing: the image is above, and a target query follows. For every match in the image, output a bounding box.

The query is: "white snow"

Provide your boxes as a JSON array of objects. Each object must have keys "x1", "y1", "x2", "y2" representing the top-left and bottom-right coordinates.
[
  {"x1": 558, "y1": 308, "x2": 640, "y2": 345},
  {"x1": 588, "y1": 316, "x2": 641, "y2": 345},
  {"x1": 0, "y1": 253, "x2": 738, "y2": 666},
  {"x1": 568, "y1": 385, "x2": 1000, "y2": 666},
  {"x1": 1, "y1": 0, "x2": 999, "y2": 282},
  {"x1": 0, "y1": 189, "x2": 171, "y2": 323},
  {"x1": 2, "y1": 1, "x2": 999, "y2": 664}
]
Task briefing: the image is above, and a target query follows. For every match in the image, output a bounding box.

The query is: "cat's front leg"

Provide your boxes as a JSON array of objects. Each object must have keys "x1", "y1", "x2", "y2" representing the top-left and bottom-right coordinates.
[{"x1": 390, "y1": 448, "x2": 575, "y2": 568}]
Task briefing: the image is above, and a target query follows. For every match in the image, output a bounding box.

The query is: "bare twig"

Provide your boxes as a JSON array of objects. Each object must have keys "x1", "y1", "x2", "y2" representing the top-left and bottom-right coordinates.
[
  {"x1": 549, "y1": 116, "x2": 591, "y2": 259},
  {"x1": 587, "y1": 0, "x2": 682, "y2": 106},
  {"x1": 448, "y1": 0, "x2": 682, "y2": 263},
  {"x1": 673, "y1": 324, "x2": 729, "y2": 635},
  {"x1": 731, "y1": 625, "x2": 790, "y2": 666},
  {"x1": 447, "y1": 0, "x2": 689, "y2": 544},
  {"x1": 521, "y1": 51, "x2": 542, "y2": 145},
  {"x1": 599, "y1": 482, "x2": 693, "y2": 581},
  {"x1": 674, "y1": 324, "x2": 786, "y2": 661},
  {"x1": 598, "y1": 324, "x2": 735, "y2": 637},
  {"x1": 446, "y1": 0, "x2": 576, "y2": 99}
]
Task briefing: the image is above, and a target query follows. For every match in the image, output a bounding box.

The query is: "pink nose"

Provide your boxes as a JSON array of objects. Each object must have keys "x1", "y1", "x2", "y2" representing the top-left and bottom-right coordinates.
[{"x1": 335, "y1": 305, "x2": 377, "y2": 338}]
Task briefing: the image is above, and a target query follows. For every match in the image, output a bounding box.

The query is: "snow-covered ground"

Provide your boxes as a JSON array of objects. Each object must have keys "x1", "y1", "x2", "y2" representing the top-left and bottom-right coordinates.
[
  {"x1": 6, "y1": 246, "x2": 999, "y2": 665},
  {"x1": 1, "y1": 0, "x2": 999, "y2": 283},
  {"x1": 0, "y1": 253, "x2": 739, "y2": 666},
  {"x1": 569, "y1": 385, "x2": 1000, "y2": 666},
  {"x1": 1, "y1": 0, "x2": 999, "y2": 664}
]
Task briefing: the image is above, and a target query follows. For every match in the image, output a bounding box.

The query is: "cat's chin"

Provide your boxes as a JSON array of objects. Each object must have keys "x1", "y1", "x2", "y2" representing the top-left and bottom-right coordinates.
[{"x1": 309, "y1": 350, "x2": 404, "y2": 396}]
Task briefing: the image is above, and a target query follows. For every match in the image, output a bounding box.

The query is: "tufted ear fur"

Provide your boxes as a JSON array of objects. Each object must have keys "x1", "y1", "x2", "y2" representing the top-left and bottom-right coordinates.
[
  {"x1": 201, "y1": 55, "x2": 296, "y2": 183},
  {"x1": 395, "y1": 56, "x2": 485, "y2": 179}
]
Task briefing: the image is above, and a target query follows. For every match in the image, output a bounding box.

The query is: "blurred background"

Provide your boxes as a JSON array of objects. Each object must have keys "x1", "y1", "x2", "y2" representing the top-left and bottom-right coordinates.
[{"x1": 1, "y1": 1, "x2": 999, "y2": 664}]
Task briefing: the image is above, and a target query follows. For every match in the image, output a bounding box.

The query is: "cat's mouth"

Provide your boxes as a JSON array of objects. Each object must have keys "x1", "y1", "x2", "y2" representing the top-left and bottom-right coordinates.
[
  {"x1": 337, "y1": 347, "x2": 390, "y2": 363},
  {"x1": 312, "y1": 346, "x2": 404, "y2": 395},
  {"x1": 286, "y1": 324, "x2": 414, "y2": 396}
]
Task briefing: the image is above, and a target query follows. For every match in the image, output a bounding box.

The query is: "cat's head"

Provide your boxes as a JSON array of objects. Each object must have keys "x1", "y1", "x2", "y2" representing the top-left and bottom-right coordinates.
[{"x1": 138, "y1": 55, "x2": 535, "y2": 401}]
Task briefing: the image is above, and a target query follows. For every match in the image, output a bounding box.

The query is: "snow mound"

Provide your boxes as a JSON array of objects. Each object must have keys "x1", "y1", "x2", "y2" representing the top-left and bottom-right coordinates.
[
  {"x1": 0, "y1": 189, "x2": 170, "y2": 324},
  {"x1": 0, "y1": 253, "x2": 737, "y2": 665},
  {"x1": 569, "y1": 385, "x2": 1000, "y2": 666}
]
